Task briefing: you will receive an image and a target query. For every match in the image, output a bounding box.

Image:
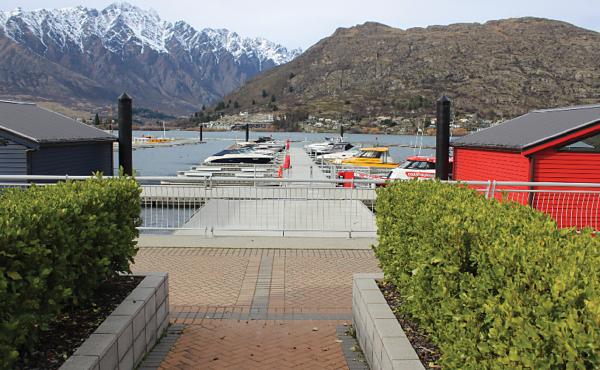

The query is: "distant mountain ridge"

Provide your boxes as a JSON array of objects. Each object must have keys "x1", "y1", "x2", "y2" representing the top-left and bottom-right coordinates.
[
  {"x1": 0, "y1": 2, "x2": 301, "y2": 114},
  {"x1": 220, "y1": 18, "x2": 600, "y2": 120}
]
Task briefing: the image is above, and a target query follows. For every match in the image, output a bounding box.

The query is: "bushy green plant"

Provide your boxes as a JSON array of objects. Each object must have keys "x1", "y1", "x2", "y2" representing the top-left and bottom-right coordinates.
[
  {"x1": 0, "y1": 176, "x2": 141, "y2": 368},
  {"x1": 376, "y1": 180, "x2": 600, "y2": 369}
]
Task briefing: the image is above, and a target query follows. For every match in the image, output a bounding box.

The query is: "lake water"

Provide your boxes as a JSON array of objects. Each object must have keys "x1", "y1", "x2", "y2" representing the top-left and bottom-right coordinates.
[{"x1": 121, "y1": 130, "x2": 435, "y2": 176}]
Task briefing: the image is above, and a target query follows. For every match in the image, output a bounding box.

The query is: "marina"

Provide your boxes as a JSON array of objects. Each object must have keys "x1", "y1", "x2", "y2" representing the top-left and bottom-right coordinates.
[{"x1": 141, "y1": 137, "x2": 381, "y2": 236}]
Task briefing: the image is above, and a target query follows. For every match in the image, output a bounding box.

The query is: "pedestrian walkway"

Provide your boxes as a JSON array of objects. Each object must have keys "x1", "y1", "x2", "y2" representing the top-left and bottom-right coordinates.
[
  {"x1": 286, "y1": 147, "x2": 331, "y2": 182},
  {"x1": 131, "y1": 246, "x2": 381, "y2": 369}
]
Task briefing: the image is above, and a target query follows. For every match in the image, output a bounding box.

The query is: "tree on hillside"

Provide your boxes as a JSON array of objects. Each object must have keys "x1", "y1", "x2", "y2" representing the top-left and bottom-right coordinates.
[
  {"x1": 271, "y1": 95, "x2": 276, "y2": 102},
  {"x1": 262, "y1": 89, "x2": 268, "y2": 98},
  {"x1": 93, "y1": 113, "x2": 100, "y2": 126},
  {"x1": 251, "y1": 99, "x2": 256, "y2": 105},
  {"x1": 234, "y1": 101, "x2": 240, "y2": 109},
  {"x1": 215, "y1": 101, "x2": 226, "y2": 111}
]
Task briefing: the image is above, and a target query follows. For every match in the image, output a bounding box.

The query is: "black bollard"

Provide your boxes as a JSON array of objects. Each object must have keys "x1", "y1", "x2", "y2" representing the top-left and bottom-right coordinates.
[
  {"x1": 199, "y1": 123, "x2": 203, "y2": 142},
  {"x1": 245, "y1": 123, "x2": 250, "y2": 142},
  {"x1": 118, "y1": 92, "x2": 133, "y2": 176},
  {"x1": 435, "y1": 96, "x2": 451, "y2": 180},
  {"x1": 340, "y1": 124, "x2": 344, "y2": 138}
]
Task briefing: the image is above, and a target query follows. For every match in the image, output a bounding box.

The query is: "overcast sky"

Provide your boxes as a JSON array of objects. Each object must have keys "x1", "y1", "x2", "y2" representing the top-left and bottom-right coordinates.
[{"x1": 2, "y1": 1, "x2": 599, "y2": 50}]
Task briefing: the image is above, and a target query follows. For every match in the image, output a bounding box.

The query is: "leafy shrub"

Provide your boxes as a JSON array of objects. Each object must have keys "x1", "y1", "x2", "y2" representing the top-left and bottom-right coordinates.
[
  {"x1": 0, "y1": 176, "x2": 141, "y2": 368},
  {"x1": 375, "y1": 180, "x2": 600, "y2": 369}
]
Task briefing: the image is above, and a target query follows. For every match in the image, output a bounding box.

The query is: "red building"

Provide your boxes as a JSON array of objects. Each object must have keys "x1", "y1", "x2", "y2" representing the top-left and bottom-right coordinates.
[{"x1": 452, "y1": 104, "x2": 600, "y2": 229}]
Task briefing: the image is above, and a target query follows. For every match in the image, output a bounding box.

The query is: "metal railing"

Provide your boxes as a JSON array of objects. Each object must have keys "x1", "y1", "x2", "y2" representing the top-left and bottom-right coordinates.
[
  {"x1": 1, "y1": 176, "x2": 599, "y2": 234},
  {"x1": 461, "y1": 180, "x2": 600, "y2": 230}
]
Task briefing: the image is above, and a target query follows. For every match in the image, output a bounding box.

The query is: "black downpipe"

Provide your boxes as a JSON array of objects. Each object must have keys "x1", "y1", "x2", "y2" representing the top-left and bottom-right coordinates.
[
  {"x1": 435, "y1": 96, "x2": 451, "y2": 180},
  {"x1": 245, "y1": 124, "x2": 250, "y2": 142},
  {"x1": 118, "y1": 92, "x2": 133, "y2": 176}
]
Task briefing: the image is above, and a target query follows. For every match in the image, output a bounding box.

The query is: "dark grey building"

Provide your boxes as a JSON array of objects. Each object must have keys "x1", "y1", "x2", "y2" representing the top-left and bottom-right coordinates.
[{"x1": 0, "y1": 101, "x2": 116, "y2": 176}]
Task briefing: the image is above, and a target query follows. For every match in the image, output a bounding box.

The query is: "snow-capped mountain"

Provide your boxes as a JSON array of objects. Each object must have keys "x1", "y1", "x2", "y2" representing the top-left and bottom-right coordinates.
[{"x1": 0, "y1": 2, "x2": 301, "y2": 113}]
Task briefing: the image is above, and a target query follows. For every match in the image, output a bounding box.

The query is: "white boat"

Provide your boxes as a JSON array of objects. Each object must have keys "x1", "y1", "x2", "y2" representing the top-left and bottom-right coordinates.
[
  {"x1": 316, "y1": 147, "x2": 362, "y2": 164},
  {"x1": 203, "y1": 148, "x2": 274, "y2": 165},
  {"x1": 304, "y1": 137, "x2": 353, "y2": 155}
]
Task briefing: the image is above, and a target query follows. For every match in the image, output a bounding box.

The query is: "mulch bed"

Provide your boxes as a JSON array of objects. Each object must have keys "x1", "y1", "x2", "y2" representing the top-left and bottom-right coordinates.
[
  {"x1": 379, "y1": 281, "x2": 442, "y2": 369},
  {"x1": 16, "y1": 275, "x2": 144, "y2": 370}
]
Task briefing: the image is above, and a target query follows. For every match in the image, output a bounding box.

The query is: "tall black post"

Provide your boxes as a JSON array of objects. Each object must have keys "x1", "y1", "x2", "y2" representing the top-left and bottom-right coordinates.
[
  {"x1": 435, "y1": 95, "x2": 451, "y2": 180},
  {"x1": 118, "y1": 92, "x2": 133, "y2": 176},
  {"x1": 245, "y1": 123, "x2": 250, "y2": 142},
  {"x1": 199, "y1": 123, "x2": 203, "y2": 142},
  {"x1": 340, "y1": 124, "x2": 344, "y2": 138}
]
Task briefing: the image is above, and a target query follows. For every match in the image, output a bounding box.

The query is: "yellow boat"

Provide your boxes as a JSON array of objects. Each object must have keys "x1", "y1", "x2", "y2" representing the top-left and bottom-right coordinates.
[{"x1": 341, "y1": 147, "x2": 399, "y2": 168}]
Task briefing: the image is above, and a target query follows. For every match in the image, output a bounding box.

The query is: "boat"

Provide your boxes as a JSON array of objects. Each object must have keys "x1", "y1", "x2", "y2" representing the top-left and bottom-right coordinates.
[
  {"x1": 315, "y1": 146, "x2": 362, "y2": 164},
  {"x1": 387, "y1": 156, "x2": 454, "y2": 180},
  {"x1": 341, "y1": 147, "x2": 398, "y2": 169},
  {"x1": 203, "y1": 148, "x2": 274, "y2": 164},
  {"x1": 304, "y1": 137, "x2": 353, "y2": 155}
]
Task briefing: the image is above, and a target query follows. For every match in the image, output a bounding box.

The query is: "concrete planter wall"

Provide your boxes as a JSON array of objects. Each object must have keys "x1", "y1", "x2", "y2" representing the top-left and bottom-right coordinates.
[
  {"x1": 60, "y1": 272, "x2": 169, "y2": 370},
  {"x1": 352, "y1": 273, "x2": 424, "y2": 370}
]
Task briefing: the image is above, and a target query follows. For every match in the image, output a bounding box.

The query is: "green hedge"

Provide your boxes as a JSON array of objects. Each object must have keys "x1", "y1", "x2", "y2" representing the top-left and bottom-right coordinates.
[
  {"x1": 375, "y1": 180, "x2": 600, "y2": 369},
  {"x1": 0, "y1": 176, "x2": 141, "y2": 368}
]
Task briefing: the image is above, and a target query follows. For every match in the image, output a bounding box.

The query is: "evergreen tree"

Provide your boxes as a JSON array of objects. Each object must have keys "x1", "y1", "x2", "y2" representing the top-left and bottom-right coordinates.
[
  {"x1": 215, "y1": 101, "x2": 226, "y2": 111},
  {"x1": 262, "y1": 89, "x2": 268, "y2": 98},
  {"x1": 271, "y1": 95, "x2": 276, "y2": 102},
  {"x1": 93, "y1": 113, "x2": 100, "y2": 126},
  {"x1": 234, "y1": 101, "x2": 240, "y2": 109}
]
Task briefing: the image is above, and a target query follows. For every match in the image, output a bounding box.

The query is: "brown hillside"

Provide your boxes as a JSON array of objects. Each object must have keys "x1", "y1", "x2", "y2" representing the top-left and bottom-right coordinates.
[{"x1": 220, "y1": 18, "x2": 600, "y2": 119}]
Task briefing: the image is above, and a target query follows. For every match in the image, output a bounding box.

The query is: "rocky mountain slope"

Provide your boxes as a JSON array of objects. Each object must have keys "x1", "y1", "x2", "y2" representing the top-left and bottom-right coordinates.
[
  {"x1": 0, "y1": 3, "x2": 300, "y2": 114},
  {"x1": 221, "y1": 18, "x2": 600, "y2": 120}
]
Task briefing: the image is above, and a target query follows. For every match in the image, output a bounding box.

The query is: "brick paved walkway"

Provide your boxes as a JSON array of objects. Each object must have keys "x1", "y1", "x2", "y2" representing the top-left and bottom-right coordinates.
[{"x1": 132, "y1": 247, "x2": 380, "y2": 369}]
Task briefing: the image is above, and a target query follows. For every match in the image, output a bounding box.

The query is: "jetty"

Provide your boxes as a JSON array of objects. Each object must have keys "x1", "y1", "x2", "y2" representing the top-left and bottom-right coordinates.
[{"x1": 143, "y1": 143, "x2": 378, "y2": 237}]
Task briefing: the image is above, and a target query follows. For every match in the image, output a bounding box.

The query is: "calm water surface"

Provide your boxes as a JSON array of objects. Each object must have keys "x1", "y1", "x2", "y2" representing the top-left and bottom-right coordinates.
[{"x1": 117, "y1": 131, "x2": 435, "y2": 176}]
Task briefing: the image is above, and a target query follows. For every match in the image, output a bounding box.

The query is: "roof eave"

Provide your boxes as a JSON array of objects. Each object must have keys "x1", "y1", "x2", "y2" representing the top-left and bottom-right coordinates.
[
  {"x1": 451, "y1": 143, "x2": 523, "y2": 152},
  {"x1": 38, "y1": 137, "x2": 117, "y2": 145},
  {"x1": 521, "y1": 119, "x2": 600, "y2": 155}
]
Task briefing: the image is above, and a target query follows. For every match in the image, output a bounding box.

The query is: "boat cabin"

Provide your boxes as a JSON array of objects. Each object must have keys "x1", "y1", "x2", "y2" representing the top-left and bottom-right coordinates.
[{"x1": 342, "y1": 147, "x2": 397, "y2": 168}]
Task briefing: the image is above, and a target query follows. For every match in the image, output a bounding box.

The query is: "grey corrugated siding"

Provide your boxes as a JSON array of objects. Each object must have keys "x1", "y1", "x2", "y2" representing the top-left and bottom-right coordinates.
[
  {"x1": 30, "y1": 142, "x2": 113, "y2": 176},
  {"x1": 0, "y1": 139, "x2": 28, "y2": 175}
]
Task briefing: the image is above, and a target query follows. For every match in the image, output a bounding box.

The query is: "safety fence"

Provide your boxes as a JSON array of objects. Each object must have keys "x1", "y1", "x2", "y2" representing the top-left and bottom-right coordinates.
[{"x1": 1, "y1": 176, "x2": 598, "y2": 234}]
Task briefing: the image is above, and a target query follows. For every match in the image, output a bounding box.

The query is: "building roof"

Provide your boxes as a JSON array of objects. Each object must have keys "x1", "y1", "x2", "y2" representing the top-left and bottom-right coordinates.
[
  {"x1": 452, "y1": 104, "x2": 600, "y2": 151},
  {"x1": 0, "y1": 100, "x2": 115, "y2": 145}
]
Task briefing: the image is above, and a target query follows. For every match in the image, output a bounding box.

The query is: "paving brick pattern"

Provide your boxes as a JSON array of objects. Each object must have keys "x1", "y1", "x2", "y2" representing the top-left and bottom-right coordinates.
[
  {"x1": 132, "y1": 250, "x2": 248, "y2": 306},
  {"x1": 159, "y1": 320, "x2": 348, "y2": 370},
  {"x1": 131, "y1": 247, "x2": 381, "y2": 369}
]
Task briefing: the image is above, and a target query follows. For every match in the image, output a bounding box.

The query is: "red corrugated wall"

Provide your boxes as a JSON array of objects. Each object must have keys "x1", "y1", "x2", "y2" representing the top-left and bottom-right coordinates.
[
  {"x1": 454, "y1": 147, "x2": 531, "y2": 203},
  {"x1": 531, "y1": 149, "x2": 600, "y2": 229},
  {"x1": 534, "y1": 150, "x2": 600, "y2": 182},
  {"x1": 453, "y1": 147, "x2": 600, "y2": 230},
  {"x1": 454, "y1": 147, "x2": 530, "y2": 181}
]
